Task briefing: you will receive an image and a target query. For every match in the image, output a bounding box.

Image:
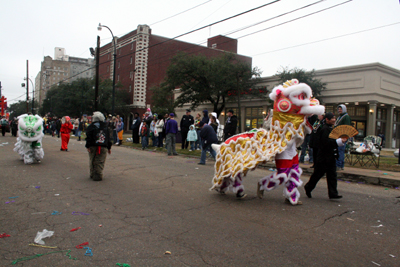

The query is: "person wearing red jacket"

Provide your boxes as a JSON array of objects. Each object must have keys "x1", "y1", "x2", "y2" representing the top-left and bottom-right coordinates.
[{"x1": 60, "y1": 116, "x2": 73, "y2": 151}]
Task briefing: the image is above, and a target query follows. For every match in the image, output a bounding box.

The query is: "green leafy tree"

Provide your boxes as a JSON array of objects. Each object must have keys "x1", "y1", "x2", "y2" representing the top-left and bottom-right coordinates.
[
  {"x1": 275, "y1": 67, "x2": 326, "y2": 100},
  {"x1": 150, "y1": 84, "x2": 175, "y2": 116},
  {"x1": 39, "y1": 78, "x2": 130, "y2": 118},
  {"x1": 160, "y1": 52, "x2": 263, "y2": 117},
  {"x1": 8, "y1": 100, "x2": 39, "y2": 118}
]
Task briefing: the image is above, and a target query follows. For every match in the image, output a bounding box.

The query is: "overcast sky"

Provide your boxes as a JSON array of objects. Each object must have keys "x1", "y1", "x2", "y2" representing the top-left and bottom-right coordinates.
[{"x1": 1, "y1": 0, "x2": 399, "y2": 105}]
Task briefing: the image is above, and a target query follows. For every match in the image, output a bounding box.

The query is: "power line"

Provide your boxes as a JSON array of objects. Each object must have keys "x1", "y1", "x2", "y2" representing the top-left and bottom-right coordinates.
[
  {"x1": 236, "y1": 0, "x2": 353, "y2": 39},
  {"x1": 251, "y1": 21, "x2": 400, "y2": 56},
  {"x1": 149, "y1": 0, "x2": 213, "y2": 26},
  {"x1": 51, "y1": 0, "x2": 282, "y2": 85}
]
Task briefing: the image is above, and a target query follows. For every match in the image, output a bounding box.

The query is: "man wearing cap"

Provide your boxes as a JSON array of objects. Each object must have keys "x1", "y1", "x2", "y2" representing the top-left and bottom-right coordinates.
[
  {"x1": 223, "y1": 109, "x2": 238, "y2": 141},
  {"x1": 304, "y1": 112, "x2": 348, "y2": 200},
  {"x1": 335, "y1": 104, "x2": 351, "y2": 171},
  {"x1": 198, "y1": 121, "x2": 218, "y2": 165},
  {"x1": 180, "y1": 109, "x2": 194, "y2": 150},
  {"x1": 165, "y1": 113, "x2": 178, "y2": 156},
  {"x1": 85, "y1": 112, "x2": 112, "y2": 181}
]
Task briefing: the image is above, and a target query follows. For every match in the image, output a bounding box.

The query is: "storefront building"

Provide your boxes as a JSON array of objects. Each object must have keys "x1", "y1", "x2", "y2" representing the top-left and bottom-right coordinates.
[{"x1": 175, "y1": 63, "x2": 400, "y2": 148}]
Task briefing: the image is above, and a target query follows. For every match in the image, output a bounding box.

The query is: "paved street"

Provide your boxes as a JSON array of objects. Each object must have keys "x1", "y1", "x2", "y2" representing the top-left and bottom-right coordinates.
[{"x1": 1, "y1": 134, "x2": 399, "y2": 266}]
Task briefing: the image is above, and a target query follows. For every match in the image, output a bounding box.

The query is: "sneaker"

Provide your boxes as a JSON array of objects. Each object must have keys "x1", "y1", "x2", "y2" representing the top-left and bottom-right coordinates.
[
  {"x1": 257, "y1": 183, "x2": 264, "y2": 199},
  {"x1": 196, "y1": 148, "x2": 200, "y2": 150},
  {"x1": 236, "y1": 191, "x2": 247, "y2": 199},
  {"x1": 115, "y1": 143, "x2": 119, "y2": 146},
  {"x1": 329, "y1": 195, "x2": 343, "y2": 200},
  {"x1": 198, "y1": 162, "x2": 205, "y2": 165},
  {"x1": 285, "y1": 198, "x2": 302, "y2": 205},
  {"x1": 189, "y1": 149, "x2": 192, "y2": 151}
]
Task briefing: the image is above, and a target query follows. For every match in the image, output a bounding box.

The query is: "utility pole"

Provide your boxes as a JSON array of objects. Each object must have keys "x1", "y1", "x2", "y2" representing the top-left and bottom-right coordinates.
[
  {"x1": 26, "y1": 60, "x2": 29, "y2": 113},
  {"x1": 94, "y1": 36, "x2": 100, "y2": 111}
]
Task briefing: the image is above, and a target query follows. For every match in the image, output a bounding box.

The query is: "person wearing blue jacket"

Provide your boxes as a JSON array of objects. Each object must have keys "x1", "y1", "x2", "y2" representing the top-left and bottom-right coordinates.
[
  {"x1": 187, "y1": 125, "x2": 198, "y2": 151},
  {"x1": 198, "y1": 121, "x2": 218, "y2": 165},
  {"x1": 165, "y1": 113, "x2": 178, "y2": 156}
]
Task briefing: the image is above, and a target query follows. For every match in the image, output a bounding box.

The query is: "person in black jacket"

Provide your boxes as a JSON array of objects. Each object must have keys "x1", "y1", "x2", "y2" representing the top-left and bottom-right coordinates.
[
  {"x1": 131, "y1": 112, "x2": 141, "y2": 143},
  {"x1": 223, "y1": 109, "x2": 238, "y2": 141},
  {"x1": 85, "y1": 112, "x2": 112, "y2": 181},
  {"x1": 180, "y1": 109, "x2": 194, "y2": 149},
  {"x1": 304, "y1": 113, "x2": 347, "y2": 199},
  {"x1": 308, "y1": 114, "x2": 324, "y2": 168},
  {"x1": 198, "y1": 122, "x2": 218, "y2": 165}
]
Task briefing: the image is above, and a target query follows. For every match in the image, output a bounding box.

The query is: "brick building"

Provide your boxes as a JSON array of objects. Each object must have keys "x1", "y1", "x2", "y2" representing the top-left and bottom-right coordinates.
[{"x1": 98, "y1": 24, "x2": 251, "y2": 121}]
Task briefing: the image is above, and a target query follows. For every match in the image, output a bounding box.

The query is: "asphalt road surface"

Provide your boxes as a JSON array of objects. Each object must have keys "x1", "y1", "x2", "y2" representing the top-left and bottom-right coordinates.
[{"x1": 1, "y1": 134, "x2": 399, "y2": 266}]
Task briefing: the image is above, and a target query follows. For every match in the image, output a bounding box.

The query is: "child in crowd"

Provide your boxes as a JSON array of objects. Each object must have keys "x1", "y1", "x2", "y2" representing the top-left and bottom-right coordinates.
[
  {"x1": 187, "y1": 124, "x2": 198, "y2": 151},
  {"x1": 141, "y1": 121, "x2": 149, "y2": 150}
]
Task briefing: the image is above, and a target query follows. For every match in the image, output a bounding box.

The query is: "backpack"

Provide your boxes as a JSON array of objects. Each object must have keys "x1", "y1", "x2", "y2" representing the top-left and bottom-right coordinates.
[{"x1": 1, "y1": 119, "x2": 7, "y2": 126}]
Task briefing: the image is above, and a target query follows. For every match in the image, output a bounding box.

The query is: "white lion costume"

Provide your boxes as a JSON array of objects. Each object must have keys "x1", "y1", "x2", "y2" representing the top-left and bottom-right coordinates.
[
  {"x1": 14, "y1": 114, "x2": 44, "y2": 164},
  {"x1": 211, "y1": 79, "x2": 325, "y2": 205}
]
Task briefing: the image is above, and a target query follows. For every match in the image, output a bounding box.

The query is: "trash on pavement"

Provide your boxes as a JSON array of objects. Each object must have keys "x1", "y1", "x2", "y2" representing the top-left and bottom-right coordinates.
[
  {"x1": 70, "y1": 227, "x2": 81, "y2": 232},
  {"x1": 72, "y1": 211, "x2": 90, "y2": 215},
  {"x1": 164, "y1": 251, "x2": 171, "y2": 255},
  {"x1": 76, "y1": 242, "x2": 89, "y2": 249},
  {"x1": 84, "y1": 247, "x2": 93, "y2": 256},
  {"x1": 34, "y1": 229, "x2": 54, "y2": 245},
  {"x1": 51, "y1": 211, "x2": 62, "y2": 215},
  {"x1": 371, "y1": 261, "x2": 381, "y2": 266},
  {"x1": 0, "y1": 233, "x2": 11, "y2": 238},
  {"x1": 9, "y1": 196, "x2": 19, "y2": 199},
  {"x1": 29, "y1": 243, "x2": 57, "y2": 249},
  {"x1": 371, "y1": 224, "x2": 384, "y2": 228},
  {"x1": 5, "y1": 200, "x2": 15, "y2": 204}
]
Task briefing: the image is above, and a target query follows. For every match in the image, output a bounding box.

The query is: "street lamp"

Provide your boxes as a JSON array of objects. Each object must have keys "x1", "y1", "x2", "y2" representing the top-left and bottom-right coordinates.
[{"x1": 98, "y1": 23, "x2": 116, "y2": 115}]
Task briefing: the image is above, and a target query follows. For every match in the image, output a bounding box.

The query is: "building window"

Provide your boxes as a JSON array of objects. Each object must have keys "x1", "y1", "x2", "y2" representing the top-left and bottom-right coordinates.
[
  {"x1": 118, "y1": 61, "x2": 120, "y2": 69},
  {"x1": 347, "y1": 106, "x2": 355, "y2": 117},
  {"x1": 117, "y1": 74, "x2": 119, "y2": 81},
  {"x1": 130, "y1": 57, "x2": 132, "y2": 64},
  {"x1": 129, "y1": 85, "x2": 132, "y2": 92},
  {"x1": 107, "y1": 66, "x2": 109, "y2": 73},
  {"x1": 131, "y1": 43, "x2": 134, "y2": 50},
  {"x1": 356, "y1": 107, "x2": 366, "y2": 116},
  {"x1": 325, "y1": 105, "x2": 334, "y2": 114},
  {"x1": 245, "y1": 107, "x2": 263, "y2": 131}
]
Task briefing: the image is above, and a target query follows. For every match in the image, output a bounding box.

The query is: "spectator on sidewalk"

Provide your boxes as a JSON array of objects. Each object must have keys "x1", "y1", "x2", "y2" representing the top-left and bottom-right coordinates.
[
  {"x1": 299, "y1": 115, "x2": 318, "y2": 164},
  {"x1": 194, "y1": 112, "x2": 202, "y2": 150},
  {"x1": 140, "y1": 121, "x2": 149, "y2": 150},
  {"x1": 165, "y1": 113, "x2": 178, "y2": 156},
  {"x1": 115, "y1": 117, "x2": 124, "y2": 146},
  {"x1": 198, "y1": 122, "x2": 218, "y2": 165},
  {"x1": 180, "y1": 109, "x2": 194, "y2": 150},
  {"x1": 85, "y1": 111, "x2": 112, "y2": 181},
  {"x1": 155, "y1": 114, "x2": 164, "y2": 148},
  {"x1": 202, "y1": 110, "x2": 209, "y2": 125},
  {"x1": 334, "y1": 104, "x2": 351, "y2": 171},
  {"x1": 150, "y1": 116, "x2": 158, "y2": 147},
  {"x1": 304, "y1": 112, "x2": 347, "y2": 200},
  {"x1": 131, "y1": 112, "x2": 141, "y2": 144},
  {"x1": 223, "y1": 109, "x2": 237, "y2": 141},
  {"x1": 187, "y1": 124, "x2": 198, "y2": 151}
]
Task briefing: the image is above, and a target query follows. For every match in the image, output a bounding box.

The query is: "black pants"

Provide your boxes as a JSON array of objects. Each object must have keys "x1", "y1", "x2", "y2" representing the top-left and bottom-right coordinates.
[
  {"x1": 312, "y1": 147, "x2": 319, "y2": 165},
  {"x1": 132, "y1": 128, "x2": 140, "y2": 143},
  {"x1": 1, "y1": 127, "x2": 6, "y2": 136},
  {"x1": 181, "y1": 129, "x2": 189, "y2": 149},
  {"x1": 304, "y1": 162, "x2": 339, "y2": 198}
]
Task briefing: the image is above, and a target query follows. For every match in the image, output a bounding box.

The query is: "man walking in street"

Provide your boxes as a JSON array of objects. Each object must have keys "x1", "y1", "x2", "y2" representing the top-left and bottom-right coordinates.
[
  {"x1": 165, "y1": 113, "x2": 178, "y2": 156},
  {"x1": 85, "y1": 112, "x2": 112, "y2": 181},
  {"x1": 223, "y1": 109, "x2": 238, "y2": 141},
  {"x1": 180, "y1": 109, "x2": 194, "y2": 150},
  {"x1": 1, "y1": 116, "x2": 8, "y2": 136},
  {"x1": 198, "y1": 121, "x2": 218, "y2": 165},
  {"x1": 304, "y1": 113, "x2": 347, "y2": 200},
  {"x1": 335, "y1": 104, "x2": 351, "y2": 171}
]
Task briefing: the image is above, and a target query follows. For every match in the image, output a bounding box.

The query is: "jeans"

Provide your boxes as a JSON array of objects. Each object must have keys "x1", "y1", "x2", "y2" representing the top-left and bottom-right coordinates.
[
  {"x1": 157, "y1": 134, "x2": 163, "y2": 148},
  {"x1": 200, "y1": 143, "x2": 216, "y2": 164},
  {"x1": 166, "y1": 133, "x2": 177, "y2": 155},
  {"x1": 190, "y1": 142, "x2": 194, "y2": 150},
  {"x1": 336, "y1": 144, "x2": 346, "y2": 168},
  {"x1": 142, "y1": 136, "x2": 148, "y2": 148},
  {"x1": 152, "y1": 135, "x2": 158, "y2": 147},
  {"x1": 195, "y1": 129, "x2": 201, "y2": 150}
]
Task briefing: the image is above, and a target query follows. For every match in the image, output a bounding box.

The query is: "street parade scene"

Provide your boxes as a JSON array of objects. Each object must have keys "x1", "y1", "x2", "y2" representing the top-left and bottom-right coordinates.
[{"x1": 1, "y1": 1, "x2": 400, "y2": 266}]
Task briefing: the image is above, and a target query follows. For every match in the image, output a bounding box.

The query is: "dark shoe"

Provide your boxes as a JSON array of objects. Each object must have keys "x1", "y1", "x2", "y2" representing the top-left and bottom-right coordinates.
[
  {"x1": 257, "y1": 183, "x2": 264, "y2": 199},
  {"x1": 65, "y1": 149, "x2": 68, "y2": 152},
  {"x1": 60, "y1": 149, "x2": 64, "y2": 151},
  {"x1": 329, "y1": 195, "x2": 343, "y2": 200},
  {"x1": 236, "y1": 191, "x2": 247, "y2": 199},
  {"x1": 173, "y1": 153, "x2": 178, "y2": 156},
  {"x1": 198, "y1": 162, "x2": 205, "y2": 165},
  {"x1": 304, "y1": 187, "x2": 312, "y2": 198}
]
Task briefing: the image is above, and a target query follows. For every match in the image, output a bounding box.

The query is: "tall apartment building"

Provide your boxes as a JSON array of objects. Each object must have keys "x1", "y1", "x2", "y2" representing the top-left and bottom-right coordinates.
[
  {"x1": 98, "y1": 24, "x2": 251, "y2": 116},
  {"x1": 36, "y1": 48, "x2": 95, "y2": 104}
]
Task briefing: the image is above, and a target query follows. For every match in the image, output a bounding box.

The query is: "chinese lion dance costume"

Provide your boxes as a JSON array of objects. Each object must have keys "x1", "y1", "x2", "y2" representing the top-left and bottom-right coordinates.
[
  {"x1": 211, "y1": 79, "x2": 324, "y2": 205},
  {"x1": 14, "y1": 114, "x2": 44, "y2": 164}
]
